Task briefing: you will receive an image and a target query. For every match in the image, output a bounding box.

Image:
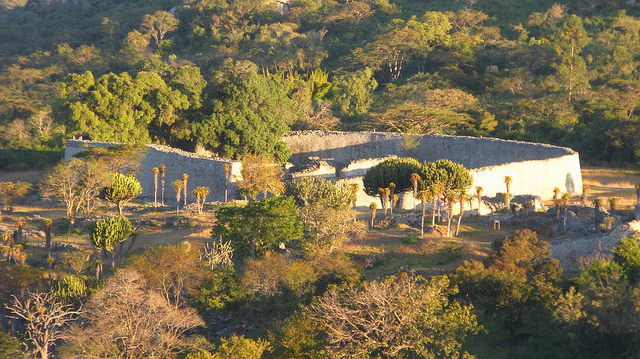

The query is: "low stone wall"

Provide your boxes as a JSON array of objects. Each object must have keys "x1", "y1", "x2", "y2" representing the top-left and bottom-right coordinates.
[{"x1": 65, "y1": 140, "x2": 242, "y2": 204}]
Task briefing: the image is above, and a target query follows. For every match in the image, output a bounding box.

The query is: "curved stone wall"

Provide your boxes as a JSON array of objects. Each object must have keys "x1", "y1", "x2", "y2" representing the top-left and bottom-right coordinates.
[{"x1": 283, "y1": 131, "x2": 583, "y2": 207}]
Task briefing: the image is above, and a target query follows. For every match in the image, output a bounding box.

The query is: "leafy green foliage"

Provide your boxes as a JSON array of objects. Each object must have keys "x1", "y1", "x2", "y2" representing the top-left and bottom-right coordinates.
[
  {"x1": 285, "y1": 177, "x2": 350, "y2": 208},
  {"x1": 212, "y1": 196, "x2": 303, "y2": 259},
  {"x1": 98, "y1": 173, "x2": 142, "y2": 215},
  {"x1": 90, "y1": 216, "x2": 133, "y2": 253},
  {"x1": 420, "y1": 159, "x2": 473, "y2": 195},
  {"x1": 451, "y1": 230, "x2": 561, "y2": 338},
  {"x1": 362, "y1": 157, "x2": 423, "y2": 196},
  {"x1": 0, "y1": 331, "x2": 23, "y2": 359},
  {"x1": 191, "y1": 59, "x2": 293, "y2": 162}
]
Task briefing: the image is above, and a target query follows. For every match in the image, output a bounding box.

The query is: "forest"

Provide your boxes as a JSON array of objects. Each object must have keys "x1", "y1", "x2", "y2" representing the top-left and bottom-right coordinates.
[
  {"x1": 0, "y1": 0, "x2": 639, "y2": 166},
  {"x1": 1, "y1": 0, "x2": 640, "y2": 358}
]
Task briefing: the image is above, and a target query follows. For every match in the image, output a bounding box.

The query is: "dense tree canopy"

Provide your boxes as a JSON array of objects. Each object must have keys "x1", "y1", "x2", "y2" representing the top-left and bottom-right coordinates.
[{"x1": 0, "y1": 0, "x2": 638, "y2": 166}]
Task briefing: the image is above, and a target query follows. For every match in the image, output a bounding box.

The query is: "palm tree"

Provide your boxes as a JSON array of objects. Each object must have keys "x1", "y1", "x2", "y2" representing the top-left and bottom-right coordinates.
[
  {"x1": 348, "y1": 183, "x2": 359, "y2": 209},
  {"x1": 152, "y1": 167, "x2": 159, "y2": 207},
  {"x1": 159, "y1": 164, "x2": 166, "y2": 205},
  {"x1": 223, "y1": 164, "x2": 231, "y2": 202},
  {"x1": 181, "y1": 173, "x2": 189, "y2": 208},
  {"x1": 369, "y1": 202, "x2": 378, "y2": 228},
  {"x1": 561, "y1": 193, "x2": 571, "y2": 230},
  {"x1": 475, "y1": 186, "x2": 483, "y2": 215},
  {"x1": 192, "y1": 186, "x2": 210, "y2": 214},
  {"x1": 410, "y1": 173, "x2": 421, "y2": 208},
  {"x1": 172, "y1": 180, "x2": 183, "y2": 215},
  {"x1": 504, "y1": 176, "x2": 513, "y2": 210}
]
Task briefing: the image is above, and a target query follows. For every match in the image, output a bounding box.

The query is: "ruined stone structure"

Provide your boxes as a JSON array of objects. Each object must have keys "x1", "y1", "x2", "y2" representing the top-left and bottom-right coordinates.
[
  {"x1": 65, "y1": 131, "x2": 583, "y2": 209},
  {"x1": 283, "y1": 131, "x2": 582, "y2": 209},
  {"x1": 65, "y1": 139, "x2": 242, "y2": 204}
]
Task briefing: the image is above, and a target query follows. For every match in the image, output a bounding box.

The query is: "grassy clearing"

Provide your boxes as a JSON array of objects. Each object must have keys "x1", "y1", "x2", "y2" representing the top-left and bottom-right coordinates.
[{"x1": 581, "y1": 167, "x2": 640, "y2": 209}]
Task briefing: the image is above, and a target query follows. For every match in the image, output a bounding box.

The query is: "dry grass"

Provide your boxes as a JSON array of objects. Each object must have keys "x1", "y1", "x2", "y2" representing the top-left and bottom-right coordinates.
[
  {"x1": 581, "y1": 167, "x2": 640, "y2": 209},
  {"x1": 0, "y1": 169, "x2": 46, "y2": 183},
  {"x1": 342, "y1": 218, "x2": 512, "y2": 280}
]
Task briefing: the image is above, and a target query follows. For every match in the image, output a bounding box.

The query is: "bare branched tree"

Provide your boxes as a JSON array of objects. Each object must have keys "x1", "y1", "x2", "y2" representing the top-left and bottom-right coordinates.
[
  {"x1": 5, "y1": 291, "x2": 79, "y2": 359},
  {"x1": 308, "y1": 273, "x2": 480, "y2": 358},
  {"x1": 62, "y1": 269, "x2": 204, "y2": 359}
]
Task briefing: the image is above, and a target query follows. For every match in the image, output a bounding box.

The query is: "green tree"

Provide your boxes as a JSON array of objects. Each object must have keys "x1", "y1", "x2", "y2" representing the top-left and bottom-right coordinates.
[
  {"x1": 90, "y1": 216, "x2": 133, "y2": 269},
  {"x1": 452, "y1": 230, "x2": 561, "y2": 338},
  {"x1": 285, "y1": 177, "x2": 350, "y2": 208},
  {"x1": 140, "y1": 11, "x2": 179, "y2": 45},
  {"x1": 331, "y1": 68, "x2": 377, "y2": 117},
  {"x1": 552, "y1": 15, "x2": 590, "y2": 101},
  {"x1": 363, "y1": 157, "x2": 423, "y2": 198},
  {"x1": 191, "y1": 59, "x2": 293, "y2": 162},
  {"x1": 57, "y1": 71, "x2": 190, "y2": 143},
  {"x1": 210, "y1": 335, "x2": 270, "y2": 359},
  {"x1": 99, "y1": 173, "x2": 142, "y2": 216},
  {"x1": 355, "y1": 12, "x2": 451, "y2": 81},
  {"x1": 212, "y1": 196, "x2": 303, "y2": 259},
  {"x1": 421, "y1": 159, "x2": 473, "y2": 226}
]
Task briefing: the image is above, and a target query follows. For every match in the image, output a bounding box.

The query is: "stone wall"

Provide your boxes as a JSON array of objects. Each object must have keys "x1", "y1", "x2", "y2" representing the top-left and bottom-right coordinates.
[
  {"x1": 65, "y1": 140, "x2": 242, "y2": 204},
  {"x1": 283, "y1": 131, "x2": 583, "y2": 209},
  {"x1": 64, "y1": 130, "x2": 583, "y2": 210}
]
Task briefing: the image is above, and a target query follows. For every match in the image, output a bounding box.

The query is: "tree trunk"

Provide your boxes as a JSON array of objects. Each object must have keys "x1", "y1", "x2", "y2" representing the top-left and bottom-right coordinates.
[
  {"x1": 161, "y1": 178, "x2": 165, "y2": 205},
  {"x1": 154, "y1": 176, "x2": 158, "y2": 207},
  {"x1": 370, "y1": 210, "x2": 376, "y2": 228},
  {"x1": 455, "y1": 202, "x2": 464, "y2": 236},
  {"x1": 431, "y1": 196, "x2": 437, "y2": 226},
  {"x1": 117, "y1": 202, "x2": 124, "y2": 217},
  {"x1": 421, "y1": 200, "x2": 426, "y2": 236},
  {"x1": 45, "y1": 230, "x2": 52, "y2": 248},
  {"x1": 37, "y1": 345, "x2": 48, "y2": 359}
]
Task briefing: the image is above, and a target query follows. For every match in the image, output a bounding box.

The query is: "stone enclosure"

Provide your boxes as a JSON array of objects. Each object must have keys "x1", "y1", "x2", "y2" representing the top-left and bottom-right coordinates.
[
  {"x1": 283, "y1": 131, "x2": 582, "y2": 210},
  {"x1": 65, "y1": 131, "x2": 583, "y2": 209}
]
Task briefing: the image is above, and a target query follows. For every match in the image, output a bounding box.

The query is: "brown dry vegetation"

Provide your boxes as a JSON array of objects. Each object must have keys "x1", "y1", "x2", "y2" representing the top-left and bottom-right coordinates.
[
  {"x1": 581, "y1": 167, "x2": 640, "y2": 209},
  {"x1": 1, "y1": 166, "x2": 637, "y2": 280}
]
